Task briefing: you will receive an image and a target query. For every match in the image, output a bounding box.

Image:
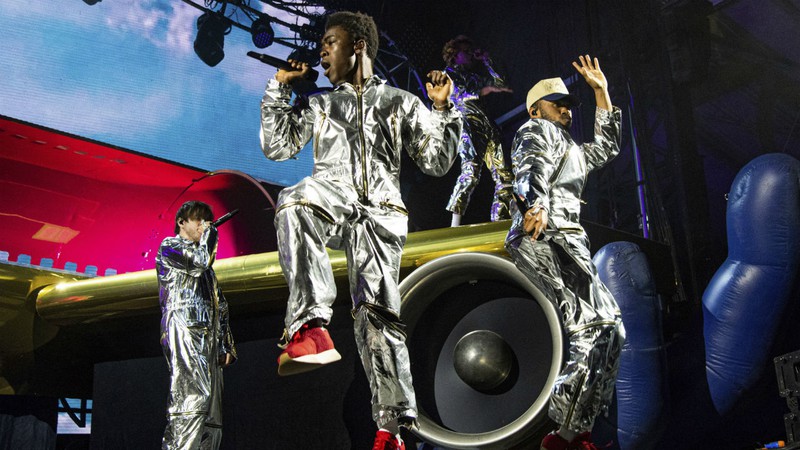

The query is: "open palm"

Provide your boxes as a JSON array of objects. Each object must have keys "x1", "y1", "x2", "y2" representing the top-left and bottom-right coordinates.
[{"x1": 572, "y1": 55, "x2": 607, "y2": 91}]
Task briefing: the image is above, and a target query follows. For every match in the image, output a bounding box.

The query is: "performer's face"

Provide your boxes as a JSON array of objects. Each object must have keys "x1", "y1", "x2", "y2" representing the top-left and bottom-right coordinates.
[
  {"x1": 178, "y1": 217, "x2": 206, "y2": 243},
  {"x1": 453, "y1": 48, "x2": 472, "y2": 66},
  {"x1": 320, "y1": 26, "x2": 356, "y2": 85},
  {"x1": 536, "y1": 99, "x2": 573, "y2": 129}
]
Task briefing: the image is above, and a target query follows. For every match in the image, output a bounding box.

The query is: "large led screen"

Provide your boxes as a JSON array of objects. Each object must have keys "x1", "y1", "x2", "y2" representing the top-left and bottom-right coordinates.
[{"x1": 0, "y1": 1, "x2": 330, "y2": 187}]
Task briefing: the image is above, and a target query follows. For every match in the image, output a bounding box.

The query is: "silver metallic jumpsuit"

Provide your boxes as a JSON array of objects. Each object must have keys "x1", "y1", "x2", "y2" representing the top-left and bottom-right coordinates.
[
  {"x1": 157, "y1": 226, "x2": 237, "y2": 450},
  {"x1": 445, "y1": 60, "x2": 514, "y2": 221},
  {"x1": 505, "y1": 107, "x2": 626, "y2": 433},
  {"x1": 260, "y1": 76, "x2": 461, "y2": 427}
]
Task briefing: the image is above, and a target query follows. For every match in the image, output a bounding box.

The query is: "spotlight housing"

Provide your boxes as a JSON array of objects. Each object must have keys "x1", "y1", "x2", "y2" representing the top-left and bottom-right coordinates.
[
  {"x1": 251, "y1": 16, "x2": 274, "y2": 49},
  {"x1": 194, "y1": 12, "x2": 230, "y2": 67}
]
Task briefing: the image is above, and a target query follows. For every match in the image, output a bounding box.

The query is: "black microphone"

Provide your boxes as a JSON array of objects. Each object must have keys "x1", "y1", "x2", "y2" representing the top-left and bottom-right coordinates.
[
  {"x1": 213, "y1": 209, "x2": 240, "y2": 228},
  {"x1": 247, "y1": 51, "x2": 319, "y2": 82}
]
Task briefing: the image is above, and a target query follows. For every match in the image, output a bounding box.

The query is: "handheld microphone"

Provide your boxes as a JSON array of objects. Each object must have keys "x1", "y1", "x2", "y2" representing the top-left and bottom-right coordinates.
[
  {"x1": 247, "y1": 51, "x2": 319, "y2": 82},
  {"x1": 213, "y1": 209, "x2": 240, "y2": 228}
]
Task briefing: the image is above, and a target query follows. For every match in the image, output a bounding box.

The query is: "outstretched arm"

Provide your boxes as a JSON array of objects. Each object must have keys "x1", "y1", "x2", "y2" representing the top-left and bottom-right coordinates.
[
  {"x1": 573, "y1": 55, "x2": 622, "y2": 171},
  {"x1": 572, "y1": 55, "x2": 612, "y2": 111},
  {"x1": 475, "y1": 50, "x2": 514, "y2": 96},
  {"x1": 480, "y1": 85, "x2": 513, "y2": 96}
]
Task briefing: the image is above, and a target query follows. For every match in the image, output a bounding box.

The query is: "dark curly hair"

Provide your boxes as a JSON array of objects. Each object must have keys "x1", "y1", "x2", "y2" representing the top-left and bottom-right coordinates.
[
  {"x1": 442, "y1": 35, "x2": 474, "y2": 66},
  {"x1": 174, "y1": 200, "x2": 213, "y2": 234},
  {"x1": 325, "y1": 11, "x2": 379, "y2": 60}
]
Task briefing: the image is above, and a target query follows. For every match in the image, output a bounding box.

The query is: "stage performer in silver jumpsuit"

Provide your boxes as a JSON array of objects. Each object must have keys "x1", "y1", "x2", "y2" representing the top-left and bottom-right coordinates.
[
  {"x1": 505, "y1": 56, "x2": 625, "y2": 450},
  {"x1": 157, "y1": 200, "x2": 237, "y2": 450},
  {"x1": 442, "y1": 35, "x2": 514, "y2": 226},
  {"x1": 259, "y1": 11, "x2": 460, "y2": 450}
]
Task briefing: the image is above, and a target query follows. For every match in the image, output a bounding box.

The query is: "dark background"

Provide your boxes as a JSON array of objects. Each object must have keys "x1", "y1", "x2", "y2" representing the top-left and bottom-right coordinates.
[{"x1": 323, "y1": 0, "x2": 800, "y2": 307}]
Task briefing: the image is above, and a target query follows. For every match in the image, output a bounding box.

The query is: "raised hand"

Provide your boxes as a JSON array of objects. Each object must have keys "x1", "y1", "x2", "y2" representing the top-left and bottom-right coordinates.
[
  {"x1": 572, "y1": 54, "x2": 612, "y2": 111},
  {"x1": 425, "y1": 70, "x2": 454, "y2": 109},
  {"x1": 572, "y1": 55, "x2": 607, "y2": 92}
]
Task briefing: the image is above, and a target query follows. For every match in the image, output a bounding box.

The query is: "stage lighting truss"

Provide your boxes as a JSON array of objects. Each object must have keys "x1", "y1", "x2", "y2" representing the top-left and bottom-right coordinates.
[
  {"x1": 180, "y1": 1, "x2": 426, "y2": 101},
  {"x1": 181, "y1": 0, "x2": 326, "y2": 67},
  {"x1": 374, "y1": 31, "x2": 427, "y2": 105}
]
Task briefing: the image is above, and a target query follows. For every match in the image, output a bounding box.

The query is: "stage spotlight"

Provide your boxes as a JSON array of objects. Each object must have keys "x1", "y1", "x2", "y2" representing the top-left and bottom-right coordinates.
[
  {"x1": 251, "y1": 16, "x2": 274, "y2": 49},
  {"x1": 194, "y1": 12, "x2": 230, "y2": 67}
]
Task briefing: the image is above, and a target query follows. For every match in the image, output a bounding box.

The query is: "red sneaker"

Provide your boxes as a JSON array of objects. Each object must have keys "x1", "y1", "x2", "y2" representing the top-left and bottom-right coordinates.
[
  {"x1": 277, "y1": 323, "x2": 341, "y2": 376},
  {"x1": 372, "y1": 430, "x2": 404, "y2": 450},
  {"x1": 540, "y1": 431, "x2": 570, "y2": 450},
  {"x1": 568, "y1": 432, "x2": 598, "y2": 450}
]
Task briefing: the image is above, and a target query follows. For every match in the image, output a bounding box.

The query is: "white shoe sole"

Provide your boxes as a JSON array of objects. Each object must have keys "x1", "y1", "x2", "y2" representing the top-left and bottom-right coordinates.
[{"x1": 277, "y1": 349, "x2": 342, "y2": 376}]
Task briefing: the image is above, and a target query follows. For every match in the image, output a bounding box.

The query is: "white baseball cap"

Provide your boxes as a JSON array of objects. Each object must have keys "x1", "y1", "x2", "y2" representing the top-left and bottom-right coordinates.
[{"x1": 526, "y1": 77, "x2": 579, "y2": 111}]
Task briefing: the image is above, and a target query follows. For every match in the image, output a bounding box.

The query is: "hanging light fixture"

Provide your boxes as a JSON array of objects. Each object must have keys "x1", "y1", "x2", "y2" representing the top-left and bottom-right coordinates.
[
  {"x1": 251, "y1": 15, "x2": 275, "y2": 49},
  {"x1": 194, "y1": 12, "x2": 230, "y2": 67}
]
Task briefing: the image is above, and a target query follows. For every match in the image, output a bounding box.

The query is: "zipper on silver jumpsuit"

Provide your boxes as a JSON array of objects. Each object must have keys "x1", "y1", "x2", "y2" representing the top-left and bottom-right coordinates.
[
  {"x1": 379, "y1": 201, "x2": 408, "y2": 215},
  {"x1": 566, "y1": 320, "x2": 619, "y2": 338},
  {"x1": 563, "y1": 371, "x2": 587, "y2": 430},
  {"x1": 275, "y1": 199, "x2": 335, "y2": 224},
  {"x1": 413, "y1": 134, "x2": 431, "y2": 161},
  {"x1": 579, "y1": 151, "x2": 588, "y2": 203},
  {"x1": 314, "y1": 111, "x2": 327, "y2": 160},
  {"x1": 356, "y1": 84, "x2": 368, "y2": 202},
  {"x1": 391, "y1": 114, "x2": 398, "y2": 150}
]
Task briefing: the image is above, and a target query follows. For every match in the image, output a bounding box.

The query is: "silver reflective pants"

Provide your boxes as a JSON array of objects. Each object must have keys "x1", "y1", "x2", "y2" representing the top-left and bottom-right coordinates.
[
  {"x1": 275, "y1": 177, "x2": 417, "y2": 427},
  {"x1": 507, "y1": 235, "x2": 624, "y2": 433},
  {"x1": 446, "y1": 109, "x2": 513, "y2": 221},
  {"x1": 162, "y1": 310, "x2": 223, "y2": 450}
]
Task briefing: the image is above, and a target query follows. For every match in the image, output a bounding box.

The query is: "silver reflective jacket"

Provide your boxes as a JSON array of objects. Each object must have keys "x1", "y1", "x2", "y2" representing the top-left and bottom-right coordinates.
[
  {"x1": 260, "y1": 76, "x2": 461, "y2": 209},
  {"x1": 157, "y1": 226, "x2": 236, "y2": 449},
  {"x1": 508, "y1": 107, "x2": 622, "y2": 274}
]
